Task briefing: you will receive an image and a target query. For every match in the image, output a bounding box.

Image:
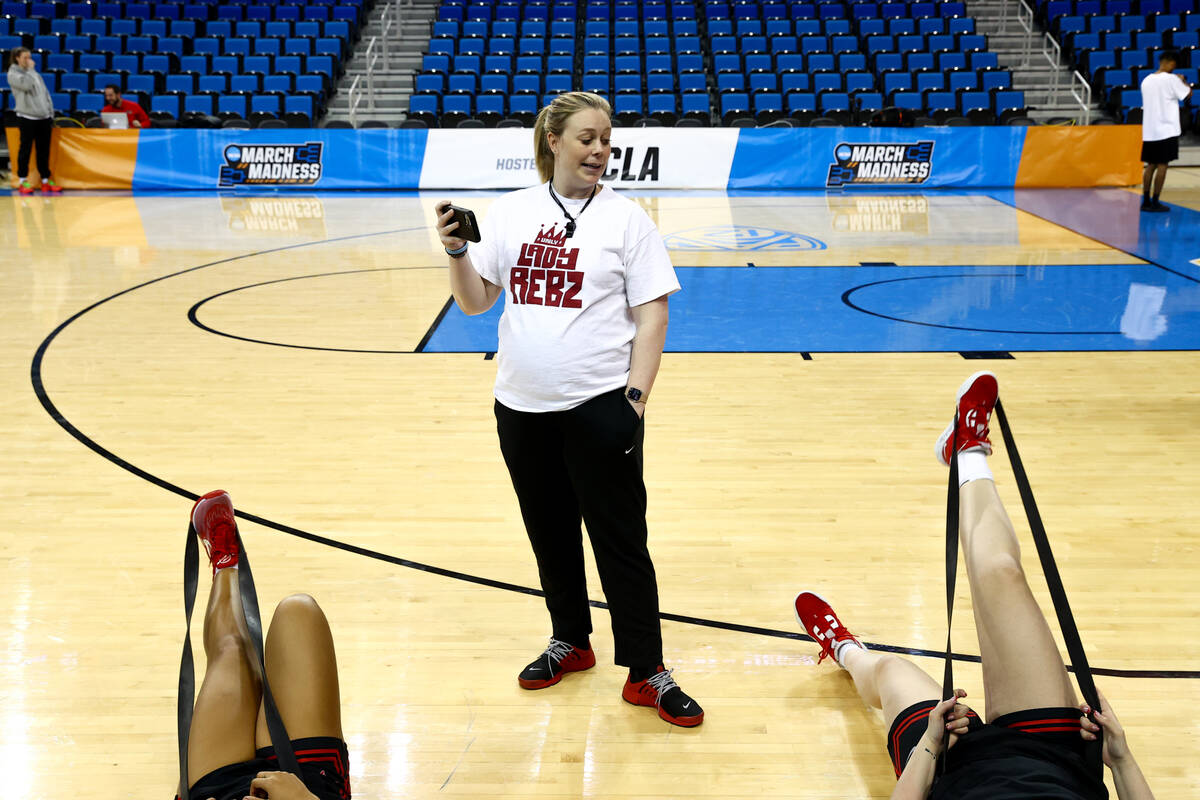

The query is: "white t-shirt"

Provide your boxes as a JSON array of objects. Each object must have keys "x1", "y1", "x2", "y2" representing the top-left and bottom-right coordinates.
[
  {"x1": 1141, "y1": 71, "x2": 1191, "y2": 141},
  {"x1": 470, "y1": 183, "x2": 680, "y2": 413}
]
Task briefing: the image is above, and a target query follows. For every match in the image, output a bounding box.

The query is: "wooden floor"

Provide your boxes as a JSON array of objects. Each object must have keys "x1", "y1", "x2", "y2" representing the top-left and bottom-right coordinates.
[{"x1": 2, "y1": 182, "x2": 1199, "y2": 799}]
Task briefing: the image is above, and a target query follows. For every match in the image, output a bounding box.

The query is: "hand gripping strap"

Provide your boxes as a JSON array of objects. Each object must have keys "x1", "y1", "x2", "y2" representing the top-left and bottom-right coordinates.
[{"x1": 177, "y1": 521, "x2": 304, "y2": 799}]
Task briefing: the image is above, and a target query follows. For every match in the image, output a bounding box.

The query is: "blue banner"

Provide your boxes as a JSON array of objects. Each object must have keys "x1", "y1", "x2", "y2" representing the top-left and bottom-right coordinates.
[
  {"x1": 131, "y1": 129, "x2": 429, "y2": 190},
  {"x1": 727, "y1": 127, "x2": 1027, "y2": 190}
]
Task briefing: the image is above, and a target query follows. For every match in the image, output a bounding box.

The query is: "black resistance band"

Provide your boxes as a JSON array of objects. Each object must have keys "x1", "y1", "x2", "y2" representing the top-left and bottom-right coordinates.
[{"x1": 940, "y1": 399, "x2": 1103, "y2": 773}]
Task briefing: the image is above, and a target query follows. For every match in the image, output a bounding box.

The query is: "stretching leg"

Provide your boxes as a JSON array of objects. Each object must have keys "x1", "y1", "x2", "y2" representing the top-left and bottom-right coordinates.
[
  {"x1": 187, "y1": 568, "x2": 262, "y2": 787},
  {"x1": 254, "y1": 593, "x2": 343, "y2": 747},
  {"x1": 958, "y1": 477, "x2": 1076, "y2": 720}
]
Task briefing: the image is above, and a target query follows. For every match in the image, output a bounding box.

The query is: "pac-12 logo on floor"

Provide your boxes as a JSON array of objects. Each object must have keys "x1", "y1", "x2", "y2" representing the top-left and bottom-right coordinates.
[
  {"x1": 826, "y1": 141, "x2": 934, "y2": 188},
  {"x1": 218, "y1": 143, "x2": 324, "y2": 188}
]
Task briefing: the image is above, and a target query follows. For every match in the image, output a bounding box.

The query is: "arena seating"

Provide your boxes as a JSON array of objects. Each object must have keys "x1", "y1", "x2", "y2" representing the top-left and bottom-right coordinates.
[
  {"x1": 0, "y1": 0, "x2": 359, "y2": 127},
  {"x1": 408, "y1": 0, "x2": 1023, "y2": 127},
  {"x1": 1044, "y1": 0, "x2": 1197, "y2": 125}
]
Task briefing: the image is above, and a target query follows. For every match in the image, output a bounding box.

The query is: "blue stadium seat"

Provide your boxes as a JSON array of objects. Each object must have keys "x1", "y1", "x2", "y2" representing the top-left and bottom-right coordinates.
[
  {"x1": 284, "y1": 94, "x2": 315, "y2": 121},
  {"x1": 218, "y1": 94, "x2": 248, "y2": 117},
  {"x1": 152, "y1": 94, "x2": 180, "y2": 117},
  {"x1": 250, "y1": 94, "x2": 281, "y2": 115},
  {"x1": 183, "y1": 94, "x2": 214, "y2": 115},
  {"x1": 786, "y1": 91, "x2": 817, "y2": 112}
]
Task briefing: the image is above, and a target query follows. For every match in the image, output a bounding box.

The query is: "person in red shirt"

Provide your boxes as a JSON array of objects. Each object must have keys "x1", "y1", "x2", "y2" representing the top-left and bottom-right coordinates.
[{"x1": 101, "y1": 84, "x2": 151, "y2": 128}]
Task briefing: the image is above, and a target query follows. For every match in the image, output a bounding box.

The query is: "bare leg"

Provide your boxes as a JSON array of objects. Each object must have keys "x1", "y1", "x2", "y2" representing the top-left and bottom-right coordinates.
[
  {"x1": 959, "y1": 478, "x2": 1076, "y2": 720},
  {"x1": 841, "y1": 647, "x2": 943, "y2": 726},
  {"x1": 254, "y1": 593, "x2": 343, "y2": 748},
  {"x1": 1152, "y1": 164, "x2": 1168, "y2": 198},
  {"x1": 188, "y1": 569, "x2": 262, "y2": 787}
]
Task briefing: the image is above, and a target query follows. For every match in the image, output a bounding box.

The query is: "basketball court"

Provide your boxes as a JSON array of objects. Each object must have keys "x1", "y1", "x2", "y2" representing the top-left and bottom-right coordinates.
[{"x1": 3, "y1": 174, "x2": 1198, "y2": 797}]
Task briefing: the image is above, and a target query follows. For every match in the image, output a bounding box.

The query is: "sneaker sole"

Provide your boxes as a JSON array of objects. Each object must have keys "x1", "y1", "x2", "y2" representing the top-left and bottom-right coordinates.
[
  {"x1": 934, "y1": 370, "x2": 997, "y2": 466},
  {"x1": 620, "y1": 692, "x2": 705, "y2": 727}
]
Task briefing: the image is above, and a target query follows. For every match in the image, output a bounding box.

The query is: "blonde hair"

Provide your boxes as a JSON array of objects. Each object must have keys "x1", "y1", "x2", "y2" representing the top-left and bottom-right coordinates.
[{"x1": 533, "y1": 92, "x2": 613, "y2": 184}]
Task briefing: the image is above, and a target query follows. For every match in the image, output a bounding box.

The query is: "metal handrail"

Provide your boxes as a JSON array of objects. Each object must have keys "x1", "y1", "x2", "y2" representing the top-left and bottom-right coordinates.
[
  {"x1": 364, "y1": 36, "x2": 379, "y2": 109},
  {"x1": 1070, "y1": 69, "x2": 1093, "y2": 125},
  {"x1": 1016, "y1": 0, "x2": 1035, "y2": 67},
  {"x1": 348, "y1": 74, "x2": 363, "y2": 127},
  {"x1": 1042, "y1": 32, "x2": 1063, "y2": 102},
  {"x1": 380, "y1": 0, "x2": 393, "y2": 69}
]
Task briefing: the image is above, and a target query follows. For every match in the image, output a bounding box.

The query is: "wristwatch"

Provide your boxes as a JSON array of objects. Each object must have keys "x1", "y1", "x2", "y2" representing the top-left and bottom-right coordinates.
[{"x1": 626, "y1": 387, "x2": 645, "y2": 404}]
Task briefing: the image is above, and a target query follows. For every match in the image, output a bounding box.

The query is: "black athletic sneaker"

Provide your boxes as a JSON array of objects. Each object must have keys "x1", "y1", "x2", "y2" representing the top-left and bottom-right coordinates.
[
  {"x1": 517, "y1": 638, "x2": 596, "y2": 689},
  {"x1": 622, "y1": 665, "x2": 704, "y2": 727},
  {"x1": 1141, "y1": 197, "x2": 1154, "y2": 211}
]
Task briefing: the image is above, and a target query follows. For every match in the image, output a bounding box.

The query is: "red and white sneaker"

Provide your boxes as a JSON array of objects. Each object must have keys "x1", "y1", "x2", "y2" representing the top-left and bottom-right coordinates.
[
  {"x1": 18, "y1": 180, "x2": 35, "y2": 195},
  {"x1": 935, "y1": 371, "x2": 999, "y2": 466},
  {"x1": 191, "y1": 490, "x2": 240, "y2": 574},
  {"x1": 42, "y1": 178, "x2": 62, "y2": 194},
  {"x1": 793, "y1": 591, "x2": 864, "y2": 666}
]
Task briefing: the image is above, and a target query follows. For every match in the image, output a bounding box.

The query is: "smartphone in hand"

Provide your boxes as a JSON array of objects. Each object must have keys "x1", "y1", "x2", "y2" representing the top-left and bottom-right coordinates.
[{"x1": 448, "y1": 205, "x2": 481, "y2": 243}]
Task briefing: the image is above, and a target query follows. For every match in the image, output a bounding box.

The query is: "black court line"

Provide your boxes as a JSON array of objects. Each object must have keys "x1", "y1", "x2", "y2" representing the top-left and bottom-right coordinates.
[
  {"x1": 960, "y1": 351, "x2": 1015, "y2": 359},
  {"x1": 29, "y1": 230, "x2": 1200, "y2": 680},
  {"x1": 188, "y1": 266, "x2": 445, "y2": 354},
  {"x1": 842, "y1": 272, "x2": 1122, "y2": 336},
  {"x1": 416, "y1": 296, "x2": 456, "y2": 353}
]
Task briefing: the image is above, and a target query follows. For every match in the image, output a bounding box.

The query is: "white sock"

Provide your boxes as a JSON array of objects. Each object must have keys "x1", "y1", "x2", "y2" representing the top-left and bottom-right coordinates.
[
  {"x1": 833, "y1": 638, "x2": 866, "y2": 668},
  {"x1": 956, "y1": 450, "x2": 993, "y2": 487}
]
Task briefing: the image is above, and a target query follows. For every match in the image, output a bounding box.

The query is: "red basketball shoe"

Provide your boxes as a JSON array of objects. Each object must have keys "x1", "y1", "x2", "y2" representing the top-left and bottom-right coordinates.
[
  {"x1": 517, "y1": 638, "x2": 596, "y2": 689},
  {"x1": 42, "y1": 178, "x2": 62, "y2": 194},
  {"x1": 622, "y1": 665, "x2": 704, "y2": 727},
  {"x1": 793, "y1": 591, "x2": 864, "y2": 665},
  {"x1": 191, "y1": 490, "x2": 240, "y2": 574},
  {"x1": 936, "y1": 371, "x2": 999, "y2": 466},
  {"x1": 18, "y1": 180, "x2": 35, "y2": 195}
]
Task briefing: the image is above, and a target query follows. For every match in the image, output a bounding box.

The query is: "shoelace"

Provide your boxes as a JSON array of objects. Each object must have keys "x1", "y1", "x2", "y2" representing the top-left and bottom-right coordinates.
[
  {"x1": 644, "y1": 668, "x2": 680, "y2": 705},
  {"x1": 541, "y1": 638, "x2": 576, "y2": 667}
]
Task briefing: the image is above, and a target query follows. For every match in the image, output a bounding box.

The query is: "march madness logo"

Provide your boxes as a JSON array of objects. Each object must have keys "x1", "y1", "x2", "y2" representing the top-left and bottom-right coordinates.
[
  {"x1": 510, "y1": 225, "x2": 583, "y2": 308},
  {"x1": 218, "y1": 143, "x2": 323, "y2": 188},
  {"x1": 826, "y1": 141, "x2": 934, "y2": 188}
]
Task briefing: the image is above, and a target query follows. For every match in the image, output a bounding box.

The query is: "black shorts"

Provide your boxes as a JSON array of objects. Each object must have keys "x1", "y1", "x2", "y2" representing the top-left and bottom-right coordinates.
[
  {"x1": 1142, "y1": 136, "x2": 1179, "y2": 164},
  {"x1": 181, "y1": 736, "x2": 351, "y2": 800},
  {"x1": 888, "y1": 702, "x2": 1106, "y2": 799},
  {"x1": 887, "y1": 699, "x2": 984, "y2": 776}
]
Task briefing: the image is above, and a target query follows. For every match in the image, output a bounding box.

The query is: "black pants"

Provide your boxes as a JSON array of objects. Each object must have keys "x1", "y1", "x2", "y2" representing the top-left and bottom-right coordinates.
[
  {"x1": 17, "y1": 116, "x2": 53, "y2": 180},
  {"x1": 495, "y1": 387, "x2": 662, "y2": 668}
]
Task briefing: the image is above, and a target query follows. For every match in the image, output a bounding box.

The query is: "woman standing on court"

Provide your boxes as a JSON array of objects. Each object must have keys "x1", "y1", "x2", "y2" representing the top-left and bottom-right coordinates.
[
  {"x1": 433, "y1": 91, "x2": 702, "y2": 727},
  {"x1": 6, "y1": 47, "x2": 61, "y2": 195}
]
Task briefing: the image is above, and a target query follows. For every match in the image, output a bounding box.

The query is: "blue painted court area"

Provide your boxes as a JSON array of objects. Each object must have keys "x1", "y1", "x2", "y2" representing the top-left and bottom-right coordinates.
[{"x1": 425, "y1": 262, "x2": 1200, "y2": 353}]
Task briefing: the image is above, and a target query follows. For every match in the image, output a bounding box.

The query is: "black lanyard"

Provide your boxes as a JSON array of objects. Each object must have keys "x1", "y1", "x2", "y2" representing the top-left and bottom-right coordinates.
[{"x1": 548, "y1": 182, "x2": 598, "y2": 238}]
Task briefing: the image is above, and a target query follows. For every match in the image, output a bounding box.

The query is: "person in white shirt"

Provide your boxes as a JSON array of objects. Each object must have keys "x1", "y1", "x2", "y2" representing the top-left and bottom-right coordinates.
[
  {"x1": 1139, "y1": 50, "x2": 1193, "y2": 212},
  {"x1": 433, "y1": 91, "x2": 703, "y2": 728}
]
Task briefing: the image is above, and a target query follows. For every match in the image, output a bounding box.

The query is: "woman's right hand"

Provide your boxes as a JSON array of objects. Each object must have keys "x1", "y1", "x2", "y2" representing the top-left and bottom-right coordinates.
[{"x1": 434, "y1": 200, "x2": 465, "y2": 251}]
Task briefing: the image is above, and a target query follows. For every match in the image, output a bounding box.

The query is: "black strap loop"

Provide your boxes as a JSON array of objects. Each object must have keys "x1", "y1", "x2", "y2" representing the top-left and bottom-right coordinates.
[
  {"x1": 178, "y1": 519, "x2": 305, "y2": 799},
  {"x1": 941, "y1": 400, "x2": 1103, "y2": 777}
]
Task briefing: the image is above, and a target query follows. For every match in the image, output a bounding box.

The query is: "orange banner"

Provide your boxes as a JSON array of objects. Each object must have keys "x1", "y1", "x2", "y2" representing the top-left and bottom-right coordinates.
[
  {"x1": 6, "y1": 128, "x2": 139, "y2": 189},
  {"x1": 1015, "y1": 125, "x2": 1142, "y2": 188}
]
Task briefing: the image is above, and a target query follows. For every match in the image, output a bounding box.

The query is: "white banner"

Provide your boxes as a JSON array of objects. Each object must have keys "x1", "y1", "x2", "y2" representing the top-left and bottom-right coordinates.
[{"x1": 418, "y1": 128, "x2": 740, "y2": 190}]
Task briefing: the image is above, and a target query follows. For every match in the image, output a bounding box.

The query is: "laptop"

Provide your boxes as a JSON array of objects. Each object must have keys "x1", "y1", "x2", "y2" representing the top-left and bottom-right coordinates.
[{"x1": 101, "y1": 111, "x2": 129, "y2": 129}]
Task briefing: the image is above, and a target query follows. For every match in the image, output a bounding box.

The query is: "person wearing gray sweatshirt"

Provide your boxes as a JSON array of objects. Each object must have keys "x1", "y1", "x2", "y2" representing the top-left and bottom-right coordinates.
[{"x1": 7, "y1": 46, "x2": 60, "y2": 194}]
